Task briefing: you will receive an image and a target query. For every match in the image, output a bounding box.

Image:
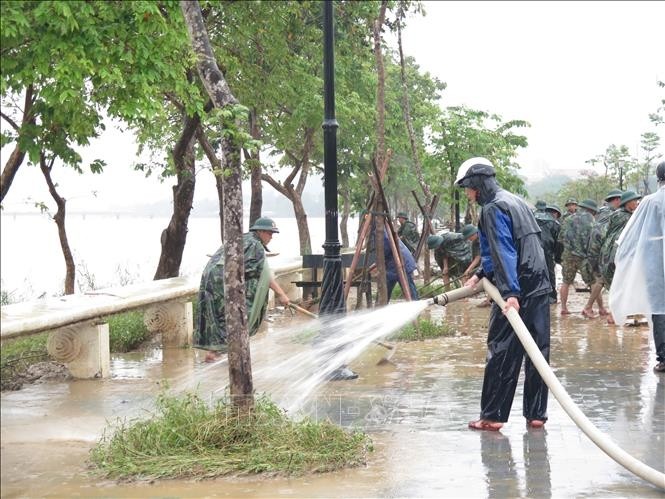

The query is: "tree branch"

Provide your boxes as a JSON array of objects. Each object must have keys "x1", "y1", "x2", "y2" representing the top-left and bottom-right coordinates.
[{"x1": 261, "y1": 172, "x2": 290, "y2": 198}]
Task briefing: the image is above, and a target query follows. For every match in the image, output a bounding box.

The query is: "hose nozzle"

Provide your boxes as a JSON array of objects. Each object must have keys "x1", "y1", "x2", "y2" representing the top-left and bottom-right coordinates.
[
  {"x1": 432, "y1": 293, "x2": 449, "y2": 306},
  {"x1": 425, "y1": 284, "x2": 485, "y2": 307}
]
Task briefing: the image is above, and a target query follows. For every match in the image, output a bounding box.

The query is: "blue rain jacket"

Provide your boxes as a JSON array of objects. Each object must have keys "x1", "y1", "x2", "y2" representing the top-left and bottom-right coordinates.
[
  {"x1": 384, "y1": 231, "x2": 417, "y2": 281},
  {"x1": 472, "y1": 177, "x2": 550, "y2": 300}
]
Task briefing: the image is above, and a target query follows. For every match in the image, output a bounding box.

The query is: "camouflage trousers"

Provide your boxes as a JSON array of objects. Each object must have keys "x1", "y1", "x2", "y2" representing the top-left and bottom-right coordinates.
[{"x1": 561, "y1": 252, "x2": 595, "y2": 287}]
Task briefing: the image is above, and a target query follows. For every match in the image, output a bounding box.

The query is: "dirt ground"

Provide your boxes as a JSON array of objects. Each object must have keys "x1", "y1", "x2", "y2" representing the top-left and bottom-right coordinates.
[{"x1": 1, "y1": 361, "x2": 71, "y2": 391}]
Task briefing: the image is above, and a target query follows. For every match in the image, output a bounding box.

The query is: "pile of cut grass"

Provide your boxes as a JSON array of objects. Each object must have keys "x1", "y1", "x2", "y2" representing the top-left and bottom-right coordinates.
[
  {"x1": 391, "y1": 318, "x2": 454, "y2": 341},
  {"x1": 90, "y1": 393, "x2": 371, "y2": 480}
]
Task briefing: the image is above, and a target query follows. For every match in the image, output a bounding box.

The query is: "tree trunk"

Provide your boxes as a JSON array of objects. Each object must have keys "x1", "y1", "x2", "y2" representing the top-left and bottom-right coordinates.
[
  {"x1": 221, "y1": 132, "x2": 254, "y2": 409},
  {"x1": 340, "y1": 185, "x2": 350, "y2": 248},
  {"x1": 153, "y1": 115, "x2": 197, "y2": 280},
  {"x1": 261, "y1": 128, "x2": 315, "y2": 256},
  {"x1": 197, "y1": 125, "x2": 225, "y2": 242},
  {"x1": 181, "y1": 0, "x2": 253, "y2": 411},
  {"x1": 292, "y1": 193, "x2": 312, "y2": 255},
  {"x1": 39, "y1": 154, "x2": 75, "y2": 295},
  {"x1": 246, "y1": 108, "x2": 262, "y2": 226},
  {"x1": 1, "y1": 84, "x2": 35, "y2": 202},
  {"x1": 372, "y1": 0, "x2": 389, "y2": 305}
]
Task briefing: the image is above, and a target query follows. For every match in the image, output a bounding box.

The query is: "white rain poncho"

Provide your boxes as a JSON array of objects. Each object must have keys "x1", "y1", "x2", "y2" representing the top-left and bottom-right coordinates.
[{"x1": 609, "y1": 186, "x2": 665, "y2": 323}]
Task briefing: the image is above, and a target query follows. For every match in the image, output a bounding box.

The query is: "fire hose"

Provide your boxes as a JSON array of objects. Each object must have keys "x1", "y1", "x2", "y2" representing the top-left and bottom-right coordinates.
[{"x1": 428, "y1": 278, "x2": 665, "y2": 490}]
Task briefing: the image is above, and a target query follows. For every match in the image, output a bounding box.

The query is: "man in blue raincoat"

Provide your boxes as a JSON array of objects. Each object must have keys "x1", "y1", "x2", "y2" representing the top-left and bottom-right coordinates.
[
  {"x1": 458, "y1": 158, "x2": 551, "y2": 431},
  {"x1": 384, "y1": 230, "x2": 419, "y2": 302}
]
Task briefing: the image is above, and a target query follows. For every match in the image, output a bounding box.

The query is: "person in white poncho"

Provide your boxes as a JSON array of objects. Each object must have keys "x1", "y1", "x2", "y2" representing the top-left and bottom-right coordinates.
[{"x1": 609, "y1": 161, "x2": 665, "y2": 373}]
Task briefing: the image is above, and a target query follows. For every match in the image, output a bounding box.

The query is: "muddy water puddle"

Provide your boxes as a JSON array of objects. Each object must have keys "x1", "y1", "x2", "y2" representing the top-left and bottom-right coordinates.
[{"x1": 2, "y1": 289, "x2": 664, "y2": 497}]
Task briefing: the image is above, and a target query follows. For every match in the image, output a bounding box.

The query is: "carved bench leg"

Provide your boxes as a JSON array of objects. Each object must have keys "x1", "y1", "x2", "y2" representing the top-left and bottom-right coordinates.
[
  {"x1": 47, "y1": 323, "x2": 110, "y2": 379},
  {"x1": 144, "y1": 301, "x2": 193, "y2": 348}
]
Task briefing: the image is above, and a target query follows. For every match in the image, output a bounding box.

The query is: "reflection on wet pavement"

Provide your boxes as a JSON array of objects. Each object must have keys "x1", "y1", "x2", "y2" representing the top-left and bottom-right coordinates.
[{"x1": 2, "y1": 288, "x2": 664, "y2": 497}]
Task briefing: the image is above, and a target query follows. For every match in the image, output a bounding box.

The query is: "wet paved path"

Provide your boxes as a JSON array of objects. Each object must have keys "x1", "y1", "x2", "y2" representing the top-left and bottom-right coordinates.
[{"x1": 2, "y1": 289, "x2": 664, "y2": 497}]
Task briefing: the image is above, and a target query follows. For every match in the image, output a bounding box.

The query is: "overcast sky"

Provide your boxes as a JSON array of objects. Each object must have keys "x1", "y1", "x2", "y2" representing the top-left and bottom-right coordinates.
[
  {"x1": 1, "y1": 1, "x2": 663, "y2": 213},
  {"x1": 401, "y1": 1, "x2": 665, "y2": 179}
]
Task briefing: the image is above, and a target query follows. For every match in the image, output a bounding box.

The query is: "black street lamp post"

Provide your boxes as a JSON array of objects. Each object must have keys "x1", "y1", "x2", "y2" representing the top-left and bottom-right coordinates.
[{"x1": 319, "y1": 0, "x2": 345, "y2": 316}]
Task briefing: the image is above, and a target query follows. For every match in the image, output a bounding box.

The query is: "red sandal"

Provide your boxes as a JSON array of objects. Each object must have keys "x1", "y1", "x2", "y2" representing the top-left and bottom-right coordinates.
[{"x1": 468, "y1": 420, "x2": 503, "y2": 431}]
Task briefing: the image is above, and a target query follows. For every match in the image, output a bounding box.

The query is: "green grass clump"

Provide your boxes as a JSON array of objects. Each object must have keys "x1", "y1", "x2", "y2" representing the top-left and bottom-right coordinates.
[
  {"x1": 106, "y1": 311, "x2": 150, "y2": 352},
  {"x1": 390, "y1": 318, "x2": 454, "y2": 342},
  {"x1": 91, "y1": 393, "x2": 371, "y2": 480},
  {"x1": 0, "y1": 333, "x2": 50, "y2": 388}
]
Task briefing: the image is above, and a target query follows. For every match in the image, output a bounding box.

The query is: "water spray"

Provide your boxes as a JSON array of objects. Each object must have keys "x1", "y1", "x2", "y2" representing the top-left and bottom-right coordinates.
[{"x1": 424, "y1": 277, "x2": 664, "y2": 489}]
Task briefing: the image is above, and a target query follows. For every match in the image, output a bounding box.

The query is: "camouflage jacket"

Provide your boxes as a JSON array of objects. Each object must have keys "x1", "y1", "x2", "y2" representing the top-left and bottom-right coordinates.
[
  {"x1": 433, "y1": 232, "x2": 471, "y2": 269},
  {"x1": 398, "y1": 220, "x2": 420, "y2": 255},
  {"x1": 195, "y1": 232, "x2": 268, "y2": 350},
  {"x1": 561, "y1": 210, "x2": 595, "y2": 257},
  {"x1": 587, "y1": 206, "x2": 616, "y2": 271},
  {"x1": 600, "y1": 208, "x2": 632, "y2": 284}
]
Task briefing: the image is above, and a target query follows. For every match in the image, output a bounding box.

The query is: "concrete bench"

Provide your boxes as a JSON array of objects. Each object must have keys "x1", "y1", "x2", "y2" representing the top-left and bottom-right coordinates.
[{"x1": 0, "y1": 260, "x2": 303, "y2": 380}]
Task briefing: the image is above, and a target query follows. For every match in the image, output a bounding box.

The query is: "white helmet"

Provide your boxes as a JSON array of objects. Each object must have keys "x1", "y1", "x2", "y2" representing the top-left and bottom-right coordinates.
[{"x1": 455, "y1": 157, "x2": 496, "y2": 187}]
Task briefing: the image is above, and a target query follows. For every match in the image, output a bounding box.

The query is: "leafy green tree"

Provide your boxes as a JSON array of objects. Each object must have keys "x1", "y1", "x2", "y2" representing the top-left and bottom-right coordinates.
[
  {"x1": 649, "y1": 80, "x2": 664, "y2": 127},
  {"x1": 1, "y1": 1, "x2": 199, "y2": 290},
  {"x1": 557, "y1": 170, "x2": 614, "y2": 208},
  {"x1": 633, "y1": 131, "x2": 662, "y2": 194},
  {"x1": 181, "y1": 0, "x2": 253, "y2": 411},
  {"x1": 587, "y1": 144, "x2": 636, "y2": 191},
  {"x1": 428, "y1": 106, "x2": 529, "y2": 225}
]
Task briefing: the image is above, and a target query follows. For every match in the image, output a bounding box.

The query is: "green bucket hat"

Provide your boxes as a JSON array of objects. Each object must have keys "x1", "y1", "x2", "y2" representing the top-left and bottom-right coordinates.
[
  {"x1": 461, "y1": 224, "x2": 478, "y2": 239},
  {"x1": 396, "y1": 211, "x2": 408, "y2": 219},
  {"x1": 578, "y1": 199, "x2": 598, "y2": 213},
  {"x1": 604, "y1": 189, "x2": 623, "y2": 201},
  {"x1": 427, "y1": 234, "x2": 443, "y2": 250},
  {"x1": 249, "y1": 217, "x2": 279, "y2": 233},
  {"x1": 546, "y1": 204, "x2": 562, "y2": 217},
  {"x1": 619, "y1": 190, "x2": 641, "y2": 207},
  {"x1": 564, "y1": 197, "x2": 578, "y2": 207},
  {"x1": 534, "y1": 200, "x2": 547, "y2": 210}
]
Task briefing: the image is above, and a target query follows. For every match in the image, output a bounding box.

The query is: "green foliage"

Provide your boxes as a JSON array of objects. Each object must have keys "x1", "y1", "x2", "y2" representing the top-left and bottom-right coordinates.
[
  {"x1": 586, "y1": 144, "x2": 637, "y2": 191},
  {"x1": 0, "y1": 333, "x2": 50, "y2": 389},
  {"x1": 649, "y1": 80, "x2": 664, "y2": 126},
  {"x1": 1, "y1": 1, "x2": 196, "y2": 179},
  {"x1": 106, "y1": 311, "x2": 151, "y2": 353},
  {"x1": 556, "y1": 170, "x2": 615, "y2": 207},
  {"x1": 0, "y1": 333, "x2": 49, "y2": 366},
  {"x1": 90, "y1": 393, "x2": 371, "y2": 479},
  {"x1": 390, "y1": 318, "x2": 454, "y2": 341},
  {"x1": 427, "y1": 105, "x2": 529, "y2": 222}
]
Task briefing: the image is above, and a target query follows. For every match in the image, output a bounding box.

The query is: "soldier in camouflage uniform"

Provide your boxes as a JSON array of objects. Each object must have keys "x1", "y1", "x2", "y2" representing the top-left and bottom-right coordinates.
[
  {"x1": 546, "y1": 204, "x2": 564, "y2": 264},
  {"x1": 396, "y1": 211, "x2": 420, "y2": 257},
  {"x1": 559, "y1": 199, "x2": 597, "y2": 316},
  {"x1": 585, "y1": 189, "x2": 622, "y2": 317},
  {"x1": 534, "y1": 201, "x2": 560, "y2": 303},
  {"x1": 561, "y1": 198, "x2": 578, "y2": 224},
  {"x1": 427, "y1": 227, "x2": 476, "y2": 289},
  {"x1": 600, "y1": 191, "x2": 642, "y2": 324},
  {"x1": 196, "y1": 217, "x2": 290, "y2": 362}
]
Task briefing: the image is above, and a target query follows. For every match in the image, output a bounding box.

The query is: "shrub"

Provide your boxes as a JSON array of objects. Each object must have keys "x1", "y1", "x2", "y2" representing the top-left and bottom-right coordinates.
[{"x1": 107, "y1": 311, "x2": 151, "y2": 353}]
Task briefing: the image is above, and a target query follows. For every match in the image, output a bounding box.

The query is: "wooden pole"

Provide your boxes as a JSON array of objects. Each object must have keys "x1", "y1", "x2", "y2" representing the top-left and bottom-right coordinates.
[{"x1": 371, "y1": 161, "x2": 412, "y2": 300}]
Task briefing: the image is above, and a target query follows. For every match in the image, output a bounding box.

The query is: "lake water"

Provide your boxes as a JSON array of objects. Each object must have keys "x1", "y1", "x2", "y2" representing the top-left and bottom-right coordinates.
[{"x1": 0, "y1": 214, "x2": 359, "y2": 301}]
